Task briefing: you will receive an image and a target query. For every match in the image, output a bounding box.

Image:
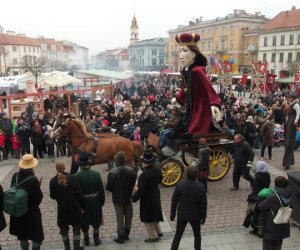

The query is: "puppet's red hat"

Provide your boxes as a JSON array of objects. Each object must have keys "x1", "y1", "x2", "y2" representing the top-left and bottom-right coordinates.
[{"x1": 175, "y1": 33, "x2": 200, "y2": 46}]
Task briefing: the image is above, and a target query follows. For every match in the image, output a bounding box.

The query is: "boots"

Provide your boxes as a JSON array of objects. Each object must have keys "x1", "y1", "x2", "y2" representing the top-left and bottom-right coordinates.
[
  {"x1": 124, "y1": 229, "x2": 130, "y2": 241},
  {"x1": 93, "y1": 233, "x2": 101, "y2": 246},
  {"x1": 63, "y1": 239, "x2": 71, "y2": 250},
  {"x1": 83, "y1": 232, "x2": 89, "y2": 246},
  {"x1": 114, "y1": 234, "x2": 125, "y2": 244},
  {"x1": 73, "y1": 240, "x2": 84, "y2": 250}
]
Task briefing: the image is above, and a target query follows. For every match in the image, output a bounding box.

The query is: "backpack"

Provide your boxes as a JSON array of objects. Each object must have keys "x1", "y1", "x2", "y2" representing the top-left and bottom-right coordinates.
[
  {"x1": 272, "y1": 192, "x2": 293, "y2": 224},
  {"x1": 3, "y1": 174, "x2": 35, "y2": 217}
]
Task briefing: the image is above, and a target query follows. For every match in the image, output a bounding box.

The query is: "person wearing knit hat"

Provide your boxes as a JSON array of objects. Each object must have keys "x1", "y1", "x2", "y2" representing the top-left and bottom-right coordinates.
[
  {"x1": 175, "y1": 32, "x2": 221, "y2": 135},
  {"x1": 256, "y1": 160, "x2": 269, "y2": 173},
  {"x1": 106, "y1": 151, "x2": 136, "y2": 244}
]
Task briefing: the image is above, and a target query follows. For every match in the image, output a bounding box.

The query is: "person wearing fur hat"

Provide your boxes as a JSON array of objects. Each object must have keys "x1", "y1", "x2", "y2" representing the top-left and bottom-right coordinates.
[
  {"x1": 132, "y1": 150, "x2": 164, "y2": 242},
  {"x1": 106, "y1": 151, "x2": 136, "y2": 244},
  {"x1": 9, "y1": 154, "x2": 44, "y2": 250},
  {"x1": 175, "y1": 33, "x2": 221, "y2": 136},
  {"x1": 75, "y1": 152, "x2": 105, "y2": 247}
]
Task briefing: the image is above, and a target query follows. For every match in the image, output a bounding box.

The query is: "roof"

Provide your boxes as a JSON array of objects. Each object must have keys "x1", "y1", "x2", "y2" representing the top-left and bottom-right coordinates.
[
  {"x1": 76, "y1": 70, "x2": 133, "y2": 80},
  {"x1": 0, "y1": 34, "x2": 40, "y2": 46},
  {"x1": 38, "y1": 37, "x2": 57, "y2": 45},
  {"x1": 262, "y1": 7, "x2": 300, "y2": 30}
]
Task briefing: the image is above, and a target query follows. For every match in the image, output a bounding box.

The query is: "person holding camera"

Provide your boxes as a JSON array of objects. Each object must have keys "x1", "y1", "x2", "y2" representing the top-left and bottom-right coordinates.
[{"x1": 15, "y1": 118, "x2": 31, "y2": 156}]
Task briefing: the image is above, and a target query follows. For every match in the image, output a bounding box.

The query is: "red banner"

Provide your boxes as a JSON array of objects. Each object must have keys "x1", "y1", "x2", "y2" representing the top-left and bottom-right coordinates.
[{"x1": 266, "y1": 73, "x2": 276, "y2": 92}]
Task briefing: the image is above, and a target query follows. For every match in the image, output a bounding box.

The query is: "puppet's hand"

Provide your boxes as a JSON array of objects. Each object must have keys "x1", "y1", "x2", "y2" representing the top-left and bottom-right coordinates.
[{"x1": 211, "y1": 106, "x2": 222, "y2": 122}]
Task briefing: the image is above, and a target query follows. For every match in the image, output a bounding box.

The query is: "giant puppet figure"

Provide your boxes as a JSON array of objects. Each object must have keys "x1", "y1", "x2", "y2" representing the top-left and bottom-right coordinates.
[{"x1": 175, "y1": 33, "x2": 221, "y2": 136}]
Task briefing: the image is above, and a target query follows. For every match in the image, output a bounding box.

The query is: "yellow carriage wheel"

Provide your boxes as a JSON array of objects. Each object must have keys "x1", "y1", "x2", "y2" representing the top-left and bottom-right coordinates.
[
  {"x1": 208, "y1": 149, "x2": 230, "y2": 181},
  {"x1": 160, "y1": 158, "x2": 183, "y2": 187},
  {"x1": 181, "y1": 150, "x2": 197, "y2": 166}
]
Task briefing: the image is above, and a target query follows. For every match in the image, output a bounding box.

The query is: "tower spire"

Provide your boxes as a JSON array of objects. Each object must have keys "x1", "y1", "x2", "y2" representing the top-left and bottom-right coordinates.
[{"x1": 130, "y1": 12, "x2": 139, "y2": 44}]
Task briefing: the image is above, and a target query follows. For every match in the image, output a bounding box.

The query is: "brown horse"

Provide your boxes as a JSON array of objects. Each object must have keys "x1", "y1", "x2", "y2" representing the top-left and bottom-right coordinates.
[{"x1": 53, "y1": 118, "x2": 144, "y2": 173}]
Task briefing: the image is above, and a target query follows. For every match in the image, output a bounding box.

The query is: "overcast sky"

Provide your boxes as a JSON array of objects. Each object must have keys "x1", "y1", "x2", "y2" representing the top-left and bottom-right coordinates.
[{"x1": 1, "y1": 0, "x2": 298, "y2": 55}]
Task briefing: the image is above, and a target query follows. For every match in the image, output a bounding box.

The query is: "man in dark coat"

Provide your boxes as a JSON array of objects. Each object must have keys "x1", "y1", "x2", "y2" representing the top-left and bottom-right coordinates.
[
  {"x1": 0, "y1": 112, "x2": 15, "y2": 159},
  {"x1": 106, "y1": 151, "x2": 136, "y2": 244},
  {"x1": 0, "y1": 184, "x2": 7, "y2": 250},
  {"x1": 170, "y1": 166, "x2": 207, "y2": 250},
  {"x1": 9, "y1": 154, "x2": 44, "y2": 250},
  {"x1": 132, "y1": 150, "x2": 163, "y2": 242},
  {"x1": 282, "y1": 98, "x2": 299, "y2": 169},
  {"x1": 257, "y1": 176, "x2": 291, "y2": 250},
  {"x1": 76, "y1": 152, "x2": 105, "y2": 247},
  {"x1": 50, "y1": 161, "x2": 84, "y2": 250},
  {"x1": 230, "y1": 134, "x2": 254, "y2": 190}
]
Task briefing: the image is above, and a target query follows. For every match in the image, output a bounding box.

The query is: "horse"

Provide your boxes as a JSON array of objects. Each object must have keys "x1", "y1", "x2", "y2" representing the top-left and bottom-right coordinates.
[{"x1": 53, "y1": 118, "x2": 144, "y2": 173}]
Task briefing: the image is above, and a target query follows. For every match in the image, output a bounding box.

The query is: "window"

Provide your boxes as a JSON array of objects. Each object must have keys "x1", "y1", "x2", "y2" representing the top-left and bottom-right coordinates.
[
  {"x1": 152, "y1": 49, "x2": 157, "y2": 56},
  {"x1": 298, "y1": 34, "x2": 300, "y2": 44},
  {"x1": 230, "y1": 40, "x2": 234, "y2": 48},
  {"x1": 47, "y1": 45, "x2": 51, "y2": 51},
  {"x1": 221, "y1": 39, "x2": 226, "y2": 50},
  {"x1": 230, "y1": 26, "x2": 234, "y2": 34},
  {"x1": 263, "y1": 37, "x2": 268, "y2": 46},
  {"x1": 33, "y1": 47, "x2": 35, "y2": 53},
  {"x1": 152, "y1": 58, "x2": 157, "y2": 66},
  {"x1": 289, "y1": 34, "x2": 294, "y2": 45},
  {"x1": 272, "y1": 36, "x2": 276, "y2": 46},
  {"x1": 280, "y1": 35, "x2": 285, "y2": 45},
  {"x1": 159, "y1": 49, "x2": 164, "y2": 55},
  {"x1": 159, "y1": 58, "x2": 164, "y2": 65},
  {"x1": 271, "y1": 53, "x2": 276, "y2": 63},
  {"x1": 279, "y1": 53, "x2": 284, "y2": 63},
  {"x1": 215, "y1": 42, "x2": 219, "y2": 50},
  {"x1": 287, "y1": 52, "x2": 292, "y2": 63},
  {"x1": 208, "y1": 41, "x2": 212, "y2": 50},
  {"x1": 13, "y1": 58, "x2": 18, "y2": 65},
  {"x1": 23, "y1": 47, "x2": 26, "y2": 53},
  {"x1": 263, "y1": 53, "x2": 267, "y2": 62},
  {"x1": 12, "y1": 46, "x2": 17, "y2": 52},
  {"x1": 296, "y1": 52, "x2": 300, "y2": 62},
  {"x1": 28, "y1": 47, "x2": 31, "y2": 53}
]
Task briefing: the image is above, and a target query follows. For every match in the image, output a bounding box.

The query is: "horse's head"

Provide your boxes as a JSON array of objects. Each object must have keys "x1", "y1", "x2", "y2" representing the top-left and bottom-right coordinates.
[{"x1": 52, "y1": 118, "x2": 72, "y2": 139}]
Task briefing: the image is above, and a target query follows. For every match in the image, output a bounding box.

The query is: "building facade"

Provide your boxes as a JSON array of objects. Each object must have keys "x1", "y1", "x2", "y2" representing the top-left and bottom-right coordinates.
[
  {"x1": 0, "y1": 31, "x2": 41, "y2": 76},
  {"x1": 167, "y1": 9, "x2": 269, "y2": 72},
  {"x1": 128, "y1": 37, "x2": 168, "y2": 71},
  {"x1": 258, "y1": 6, "x2": 300, "y2": 76}
]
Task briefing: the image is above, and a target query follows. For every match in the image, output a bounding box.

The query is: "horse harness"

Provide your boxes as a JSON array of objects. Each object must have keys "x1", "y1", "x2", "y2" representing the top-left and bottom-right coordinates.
[{"x1": 72, "y1": 136, "x2": 99, "y2": 163}]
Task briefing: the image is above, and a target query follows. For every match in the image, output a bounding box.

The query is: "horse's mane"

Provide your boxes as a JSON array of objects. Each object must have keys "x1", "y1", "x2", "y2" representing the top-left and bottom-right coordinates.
[{"x1": 70, "y1": 119, "x2": 90, "y2": 137}]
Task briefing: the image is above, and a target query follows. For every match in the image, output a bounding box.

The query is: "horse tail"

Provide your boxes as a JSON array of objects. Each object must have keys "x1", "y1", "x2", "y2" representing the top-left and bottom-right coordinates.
[{"x1": 131, "y1": 141, "x2": 145, "y2": 172}]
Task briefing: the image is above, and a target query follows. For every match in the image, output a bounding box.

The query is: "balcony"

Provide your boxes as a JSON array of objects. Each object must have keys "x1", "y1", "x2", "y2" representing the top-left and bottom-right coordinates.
[
  {"x1": 216, "y1": 48, "x2": 227, "y2": 55},
  {"x1": 247, "y1": 45, "x2": 258, "y2": 54}
]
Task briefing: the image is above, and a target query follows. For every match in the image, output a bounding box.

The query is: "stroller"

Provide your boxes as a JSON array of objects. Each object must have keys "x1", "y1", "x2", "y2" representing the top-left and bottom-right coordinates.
[{"x1": 273, "y1": 123, "x2": 285, "y2": 146}]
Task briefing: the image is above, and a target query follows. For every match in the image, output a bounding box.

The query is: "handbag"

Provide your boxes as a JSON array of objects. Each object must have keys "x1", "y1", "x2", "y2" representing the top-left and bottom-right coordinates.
[{"x1": 272, "y1": 192, "x2": 292, "y2": 224}]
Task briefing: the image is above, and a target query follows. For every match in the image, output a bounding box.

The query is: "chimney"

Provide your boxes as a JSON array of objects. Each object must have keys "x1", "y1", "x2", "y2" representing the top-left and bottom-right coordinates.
[
  {"x1": 6, "y1": 30, "x2": 16, "y2": 35},
  {"x1": 292, "y1": 6, "x2": 296, "y2": 10}
]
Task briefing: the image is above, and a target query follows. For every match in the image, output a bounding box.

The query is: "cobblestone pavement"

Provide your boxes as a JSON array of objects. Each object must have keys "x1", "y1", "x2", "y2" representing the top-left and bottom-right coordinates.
[{"x1": 0, "y1": 146, "x2": 299, "y2": 249}]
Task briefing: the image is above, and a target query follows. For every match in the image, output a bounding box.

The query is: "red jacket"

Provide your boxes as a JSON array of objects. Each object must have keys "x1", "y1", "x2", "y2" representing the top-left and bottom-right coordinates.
[{"x1": 176, "y1": 66, "x2": 221, "y2": 135}]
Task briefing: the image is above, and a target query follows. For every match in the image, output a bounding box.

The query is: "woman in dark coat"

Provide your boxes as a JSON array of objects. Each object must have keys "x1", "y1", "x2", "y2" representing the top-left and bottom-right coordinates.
[
  {"x1": 0, "y1": 184, "x2": 7, "y2": 250},
  {"x1": 257, "y1": 176, "x2": 291, "y2": 250},
  {"x1": 50, "y1": 162, "x2": 84, "y2": 250},
  {"x1": 260, "y1": 116, "x2": 274, "y2": 160},
  {"x1": 132, "y1": 150, "x2": 164, "y2": 242},
  {"x1": 9, "y1": 154, "x2": 44, "y2": 250}
]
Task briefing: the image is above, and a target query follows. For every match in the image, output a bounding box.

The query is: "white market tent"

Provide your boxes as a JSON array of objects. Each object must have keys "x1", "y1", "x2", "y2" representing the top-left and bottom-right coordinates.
[{"x1": 37, "y1": 71, "x2": 82, "y2": 90}]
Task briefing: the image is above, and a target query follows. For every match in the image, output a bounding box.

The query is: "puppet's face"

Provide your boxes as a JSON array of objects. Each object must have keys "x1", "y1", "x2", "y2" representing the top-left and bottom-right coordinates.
[{"x1": 179, "y1": 46, "x2": 195, "y2": 68}]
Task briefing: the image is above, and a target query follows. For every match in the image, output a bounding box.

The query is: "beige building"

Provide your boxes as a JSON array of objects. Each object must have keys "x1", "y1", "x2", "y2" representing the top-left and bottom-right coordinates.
[{"x1": 167, "y1": 9, "x2": 269, "y2": 73}]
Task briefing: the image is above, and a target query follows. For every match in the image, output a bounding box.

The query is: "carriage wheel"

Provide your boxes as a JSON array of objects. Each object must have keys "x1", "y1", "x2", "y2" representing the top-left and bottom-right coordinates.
[
  {"x1": 208, "y1": 149, "x2": 230, "y2": 181},
  {"x1": 160, "y1": 158, "x2": 183, "y2": 187},
  {"x1": 181, "y1": 150, "x2": 196, "y2": 166}
]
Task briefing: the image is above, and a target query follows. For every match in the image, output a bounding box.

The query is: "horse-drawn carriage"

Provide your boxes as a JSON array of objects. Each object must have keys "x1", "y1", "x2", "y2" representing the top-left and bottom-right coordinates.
[{"x1": 147, "y1": 130, "x2": 233, "y2": 187}]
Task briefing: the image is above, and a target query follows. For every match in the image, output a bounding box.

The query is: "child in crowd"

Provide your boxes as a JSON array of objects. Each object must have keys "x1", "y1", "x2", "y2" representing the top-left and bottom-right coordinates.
[
  {"x1": 0, "y1": 130, "x2": 5, "y2": 161},
  {"x1": 133, "y1": 127, "x2": 141, "y2": 143},
  {"x1": 11, "y1": 134, "x2": 21, "y2": 159}
]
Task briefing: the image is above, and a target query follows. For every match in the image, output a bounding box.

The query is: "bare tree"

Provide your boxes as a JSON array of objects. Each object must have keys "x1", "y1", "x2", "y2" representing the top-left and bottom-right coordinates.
[{"x1": 21, "y1": 55, "x2": 48, "y2": 87}]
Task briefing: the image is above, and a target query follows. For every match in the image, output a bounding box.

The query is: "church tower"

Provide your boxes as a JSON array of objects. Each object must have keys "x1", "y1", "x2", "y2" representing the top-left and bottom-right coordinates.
[{"x1": 130, "y1": 13, "x2": 139, "y2": 44}]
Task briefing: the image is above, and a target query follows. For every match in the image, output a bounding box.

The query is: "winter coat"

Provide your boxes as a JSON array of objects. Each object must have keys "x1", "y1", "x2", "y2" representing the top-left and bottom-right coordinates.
[
  {"x1": 76, "y1": 168, "x2": 105, "y2": 228},
  {"x1": 9, "y1": 170, "x2": 44, "y2": 242},
  {"x1": 196, "y1": 144, "x2": 212, "y2": 171},
  {"x1": 257, "y1": 187, "x2": 291, "y2": 240},
  {"x1": 16, "y1": 123, "x2": 31, "y2": 144},
  {"x1": 247, "y1": 172, "x2": 271, "y2": 202},
  {"x1": 0, "y1": 184, "x2": 7, "y2": 232},
  {"x1": 50, "y1": 173, "x2": 84, "y2": 228},
  {"x1": 170, "y1": 179, "x2": 207, "y2": 221},
  {"x1": 132, "y1": 165, "x2": 163, "y2": 223},
  {"x1": 260, "y1": 121, "x2": 274, "y2": 146},
  {"x1": 231, "y1": 139, "x2": 254, "y2": 167},
  {"x1": 106, "y1": 165, "x2": 136, "y2": 205},
  {"x1": 244, "y1": 122, "x2": 258, "y2": 145}
]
